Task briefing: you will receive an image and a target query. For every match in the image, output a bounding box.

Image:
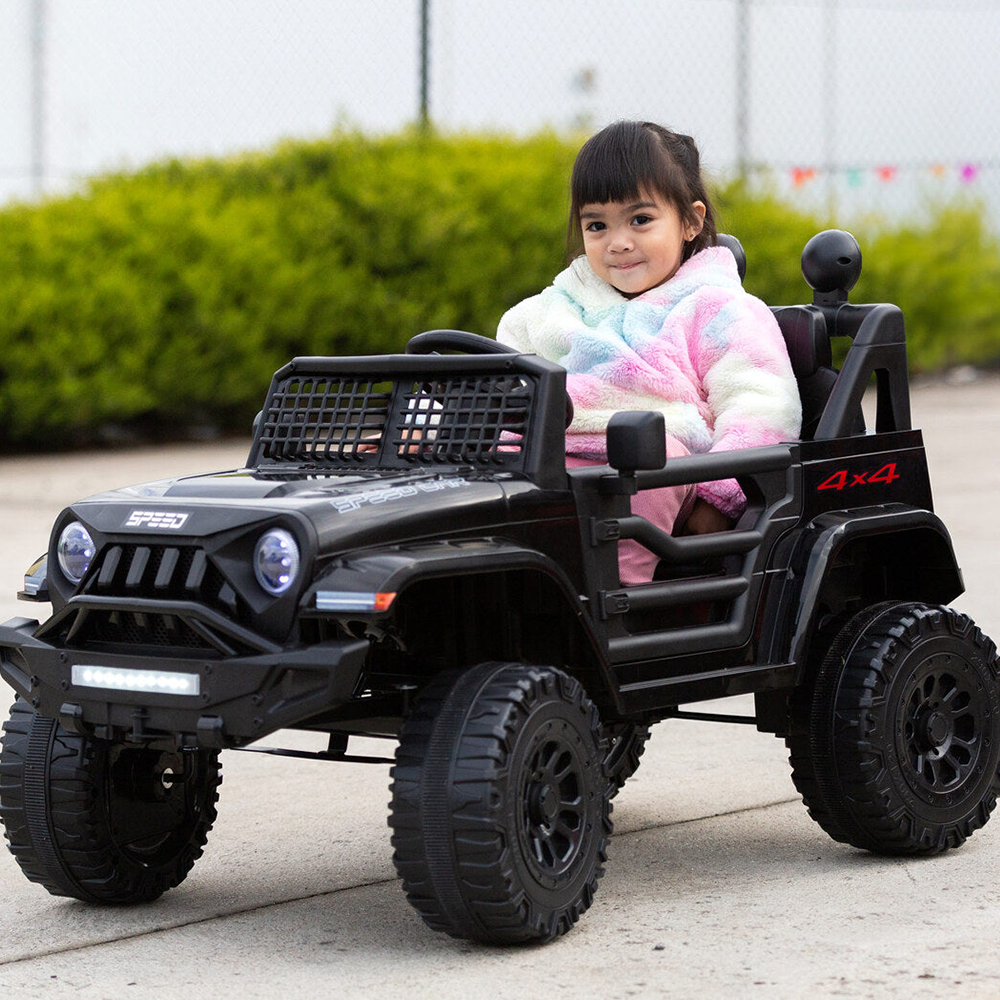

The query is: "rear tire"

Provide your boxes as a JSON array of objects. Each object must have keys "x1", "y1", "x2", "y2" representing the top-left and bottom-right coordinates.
[
  {"x1": 602, "y1": 722, "x2": 650, "y2": 797},
  {"x1": 0, "y1": 698, "x2": 221, "y2": 903},
  {"x1": 389, "y1": 663, "x2": 612, "y2": 943},
  {"x1": 788, "y1": 603, "x2": 1000, "y2": 855}
]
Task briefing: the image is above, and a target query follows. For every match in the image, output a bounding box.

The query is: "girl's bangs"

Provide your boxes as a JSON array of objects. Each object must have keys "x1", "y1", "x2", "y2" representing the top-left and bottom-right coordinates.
[
  {"x1": 572, "y1": 150, "x2": 641, "y2": 208},
  {"x1": 571, "y1": 130, "x2": 687, "y2": 210}
]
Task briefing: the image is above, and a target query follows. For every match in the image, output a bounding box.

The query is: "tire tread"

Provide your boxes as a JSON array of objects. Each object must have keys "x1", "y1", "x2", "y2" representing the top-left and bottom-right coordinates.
[
  {"x1": 0, "y1": 698, "x2": 221, "y2": 903},
  {"x1": 788, "y1": 604, "x2": 1000, "y2": 856},
  {"x1": 389, "y1": 663, "x2": 612, "y2": 943}
]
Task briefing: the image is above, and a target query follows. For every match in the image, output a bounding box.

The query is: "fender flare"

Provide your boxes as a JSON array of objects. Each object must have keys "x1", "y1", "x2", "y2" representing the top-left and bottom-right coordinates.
[
  {"x1": 301, "y1": 539, "x2": 616, "y2": 702},
  {"x1": 779, "y1": 505, "x2": 963, "y2": 675}
]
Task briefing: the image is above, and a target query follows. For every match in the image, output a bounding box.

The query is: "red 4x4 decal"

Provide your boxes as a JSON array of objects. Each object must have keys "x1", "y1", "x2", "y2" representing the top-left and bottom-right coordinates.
[{"x1": 817, "y1": 463, "x2": 901, "y2": 491}]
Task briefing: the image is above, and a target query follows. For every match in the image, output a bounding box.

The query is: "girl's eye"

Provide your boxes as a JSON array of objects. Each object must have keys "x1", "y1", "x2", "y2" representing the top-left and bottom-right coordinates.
[
  {"x1": 632, "y1": 214, "x2": 653, "y2": 226},
  {"x1": 584, "y1": 221, "x2": 606, "y2": 232}
]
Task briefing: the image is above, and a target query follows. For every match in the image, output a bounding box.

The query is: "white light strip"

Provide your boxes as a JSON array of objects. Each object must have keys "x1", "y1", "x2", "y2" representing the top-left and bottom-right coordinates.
[
  {"x1": 71, "y1": 664, "x2": 201, "y2": 696},
  {"x1": 316, "y1": 591, "x2": 378, "y2": 612}
]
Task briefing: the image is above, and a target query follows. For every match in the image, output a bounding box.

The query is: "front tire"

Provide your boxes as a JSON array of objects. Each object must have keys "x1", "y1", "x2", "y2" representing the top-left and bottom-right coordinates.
[
  {"x1": 389, "y1": 663, "x2": 612, "y2": 944},
  {"x1": 0, "y1": 698, "x2": 221, "y2": 903},
  {"x1": 788, "y1": 603, "x2": 1000, "y2": 855}
]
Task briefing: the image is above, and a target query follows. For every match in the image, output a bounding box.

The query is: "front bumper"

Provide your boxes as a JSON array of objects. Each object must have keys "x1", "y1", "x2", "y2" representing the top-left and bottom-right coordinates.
[{"x1": 0, "y1": 616, "x2": 369, "y2": 748}]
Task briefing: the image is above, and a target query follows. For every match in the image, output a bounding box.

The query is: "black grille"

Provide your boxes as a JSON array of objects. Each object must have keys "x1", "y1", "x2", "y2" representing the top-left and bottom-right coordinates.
[
  {"x1": 40, "y1": 605, "x2": 263, "y2": 657},
  {"x1": 77, "y1": 610, "x2": 212, "y2": 651},
  {"x1": 255, "y1": 370, "x2": 533, "y2": 469},
  {"x1": 87, "y1": 544, "x2": 238, "y2": 618}
]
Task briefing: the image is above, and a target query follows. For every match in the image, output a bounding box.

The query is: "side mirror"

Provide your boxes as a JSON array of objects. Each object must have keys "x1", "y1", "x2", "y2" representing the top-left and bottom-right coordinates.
[
  {"x1": 18, "y1": 554, "x2": 49, "y2": 602},
  {"x1": 801, "y1": 229, "x2": 862, "y2": 304},
  {"x1": 607, "y1": 411, "x2": 666, "y2": 474}
]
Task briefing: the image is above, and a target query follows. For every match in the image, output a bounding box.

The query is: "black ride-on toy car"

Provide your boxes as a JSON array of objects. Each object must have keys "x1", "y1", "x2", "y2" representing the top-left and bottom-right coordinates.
[{"x1": 1, "y1": 230, "x2": 998, "y2": 944}]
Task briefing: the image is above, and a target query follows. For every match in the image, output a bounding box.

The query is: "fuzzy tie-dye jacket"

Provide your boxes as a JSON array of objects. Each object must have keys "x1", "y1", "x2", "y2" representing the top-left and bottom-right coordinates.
[{"x1": 496, "y1": 246, "x2": 802, "y2": 518}]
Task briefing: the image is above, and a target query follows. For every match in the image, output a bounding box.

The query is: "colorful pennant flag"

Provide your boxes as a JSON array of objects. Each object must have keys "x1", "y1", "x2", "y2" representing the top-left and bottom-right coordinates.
[{"x1": 782, "y1": 162, "x2": 984, "y2": 186}]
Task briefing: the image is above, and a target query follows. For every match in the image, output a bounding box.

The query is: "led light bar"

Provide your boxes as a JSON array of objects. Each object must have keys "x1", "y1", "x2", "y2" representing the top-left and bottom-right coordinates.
[
  {"x1": 71, "y1": 664, "x2": 201, "y2": 696},
  {"x1": 315, "y1": 591, "x2": 397, "y2": 613}
]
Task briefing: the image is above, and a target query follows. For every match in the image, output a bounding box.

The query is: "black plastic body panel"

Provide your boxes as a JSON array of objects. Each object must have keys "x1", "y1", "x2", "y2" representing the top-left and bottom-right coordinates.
[
  {"x1": 0, "y1": 616, "x2": 368, "y2": 749},
  {"x1": 779, "y1": 505, "x2": 963, "y2": 678}
]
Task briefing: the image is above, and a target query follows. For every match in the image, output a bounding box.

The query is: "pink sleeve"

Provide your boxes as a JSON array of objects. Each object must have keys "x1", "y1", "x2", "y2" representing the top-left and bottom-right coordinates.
[{"x1": 690, "y1": 294, "x2": 801, "y2": 518}]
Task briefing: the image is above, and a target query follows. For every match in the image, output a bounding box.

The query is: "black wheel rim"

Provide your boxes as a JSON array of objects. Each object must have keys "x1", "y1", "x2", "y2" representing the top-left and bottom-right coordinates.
[
  {"x1": 106, "y1": 747, "x2": 208, "y2": 865},
  {"x1": 517, "y1": 723, "x2": 587, "y2": 882},
  {"x1": 897, "y1": 651, "x2": 989, "y2": 800}
]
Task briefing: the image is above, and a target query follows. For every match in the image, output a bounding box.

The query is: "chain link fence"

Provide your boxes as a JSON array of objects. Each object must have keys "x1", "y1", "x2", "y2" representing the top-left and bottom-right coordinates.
[{"x1": 1, "y1": 0, "x2": 999, "y2": 224}]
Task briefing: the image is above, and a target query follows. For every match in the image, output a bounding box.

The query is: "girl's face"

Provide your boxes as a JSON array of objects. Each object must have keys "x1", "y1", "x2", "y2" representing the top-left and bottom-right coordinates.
[{"x1": 580, "y1": 190, "x2": 705, "y2": 297}]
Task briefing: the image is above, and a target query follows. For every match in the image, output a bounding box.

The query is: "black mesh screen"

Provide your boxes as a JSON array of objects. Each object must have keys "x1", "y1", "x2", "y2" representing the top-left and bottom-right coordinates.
[
  {"x1": 257, "y1": 376, "x2": 394, "y2": 463},
  {"x1": 392, "y1": 375, "x2": 530, "y2": 463},
  {"x1": 256, "y1": 371, "x2": 534, "y2": 468}
]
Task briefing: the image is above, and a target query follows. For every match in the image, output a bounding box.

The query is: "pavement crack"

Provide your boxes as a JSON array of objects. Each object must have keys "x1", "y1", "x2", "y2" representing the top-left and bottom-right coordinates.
[
  {"x1": 0, "y1": 874, "x2": 401, "y2": 969},
  {"x1": 0, "y1": 797, "x2": 804, "y2": 968},
  {"x1": 616, "y1": 796, "x2": 801, "y2": 839}
]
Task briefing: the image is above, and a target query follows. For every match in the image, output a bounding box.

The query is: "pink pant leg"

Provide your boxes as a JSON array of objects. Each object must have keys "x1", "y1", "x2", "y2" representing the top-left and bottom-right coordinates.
[{"x1": 567, "y1": 436, "x2": 696, "y2": 585}]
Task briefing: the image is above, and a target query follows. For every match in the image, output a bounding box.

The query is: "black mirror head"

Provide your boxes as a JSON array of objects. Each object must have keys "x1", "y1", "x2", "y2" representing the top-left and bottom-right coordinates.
[{"x1": 607, "y1": 411, "x2": 667, "y2": 474}]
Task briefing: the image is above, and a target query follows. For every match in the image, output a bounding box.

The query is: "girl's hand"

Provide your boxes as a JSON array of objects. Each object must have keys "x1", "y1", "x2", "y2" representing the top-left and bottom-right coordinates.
[{"x1": 682, "y1": 498, "x2": 733, "y2": 535}]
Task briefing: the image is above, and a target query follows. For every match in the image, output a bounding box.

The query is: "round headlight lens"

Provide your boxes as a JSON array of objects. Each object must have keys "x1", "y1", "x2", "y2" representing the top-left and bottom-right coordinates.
[
  {"x1": 254, "y1": 528, "x2": 300, "y2": 596},
  {"x1": 57, "y1": 522, "x2": 95, "y2": 584}
]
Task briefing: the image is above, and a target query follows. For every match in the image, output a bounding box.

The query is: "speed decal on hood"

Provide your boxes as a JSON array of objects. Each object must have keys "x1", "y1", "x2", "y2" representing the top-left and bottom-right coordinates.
[
  {"x1": 124, "y1": 510, "x2": 190, "y2": 530},
  {"x1": 330, "y1": 478, "x2": 471, "y2": 514}
]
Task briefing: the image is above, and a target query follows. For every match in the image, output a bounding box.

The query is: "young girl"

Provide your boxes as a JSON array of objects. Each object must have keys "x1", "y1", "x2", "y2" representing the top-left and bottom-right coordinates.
[{"x1": 497, "y1": 120, "x2": 801, "y2": 584}]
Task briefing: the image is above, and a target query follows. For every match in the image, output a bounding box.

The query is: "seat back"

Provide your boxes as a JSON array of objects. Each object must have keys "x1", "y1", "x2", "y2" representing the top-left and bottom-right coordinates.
[
  {"x1": 770, "y1": 305, "x2": 849, "y2": 441},
  {"x1": 726, "y1": 230, "x2": 891, "y2": 442},
  {"x1": 718, "y1": 234, "x2": 841, "y2": 440}
]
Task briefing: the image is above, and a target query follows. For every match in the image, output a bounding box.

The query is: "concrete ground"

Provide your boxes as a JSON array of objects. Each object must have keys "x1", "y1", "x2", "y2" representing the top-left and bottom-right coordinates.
[{"x1": 0, "y1": 378, "x2": 999, "y2": 999}]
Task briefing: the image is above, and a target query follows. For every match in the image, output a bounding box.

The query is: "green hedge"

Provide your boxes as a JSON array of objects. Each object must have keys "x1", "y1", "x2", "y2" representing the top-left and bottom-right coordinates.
[{"x1": 1, "y1": 130, "x2": 998, "y2": 448}]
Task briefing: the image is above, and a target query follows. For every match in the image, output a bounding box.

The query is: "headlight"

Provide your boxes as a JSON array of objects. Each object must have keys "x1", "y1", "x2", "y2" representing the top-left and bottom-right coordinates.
[
  {"x1": 254, "y1": 528, "x2": 300, "y2": 596},
  {"x1": 57, "y1": 522, "x2": 95, "y2": 583}
]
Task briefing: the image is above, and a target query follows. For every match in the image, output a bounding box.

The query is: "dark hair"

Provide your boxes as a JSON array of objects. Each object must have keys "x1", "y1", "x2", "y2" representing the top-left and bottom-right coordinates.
[{"x1": 567, "y1": 120, "x2": 717, "y2": 263}]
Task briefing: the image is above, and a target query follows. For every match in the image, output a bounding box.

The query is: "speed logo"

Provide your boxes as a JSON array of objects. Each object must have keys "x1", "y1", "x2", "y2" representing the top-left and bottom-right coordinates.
[{"x1": 124, "y1": 510, "x2": 190, "y2": 530}]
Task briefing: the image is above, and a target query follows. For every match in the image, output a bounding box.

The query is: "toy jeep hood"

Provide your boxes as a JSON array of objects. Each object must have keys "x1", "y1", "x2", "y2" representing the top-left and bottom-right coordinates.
[
  {"x1": 39, "y1": 460, "x2": 537, "y2": 642},
  {"x1": 69, "y1": 466, "x2": 509, "y2": 550}
]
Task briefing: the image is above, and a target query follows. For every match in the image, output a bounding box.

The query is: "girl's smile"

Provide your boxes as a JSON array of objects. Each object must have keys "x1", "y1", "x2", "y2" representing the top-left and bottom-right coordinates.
[{"x1": 580, "y1": 191, "x2": 705, "y2": 297}]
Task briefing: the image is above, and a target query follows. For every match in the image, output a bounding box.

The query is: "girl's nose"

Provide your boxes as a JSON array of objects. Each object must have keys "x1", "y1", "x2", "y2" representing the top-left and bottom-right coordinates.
[{"x1": 609, "y1": 229, "x2": 634, "y2": 252}]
